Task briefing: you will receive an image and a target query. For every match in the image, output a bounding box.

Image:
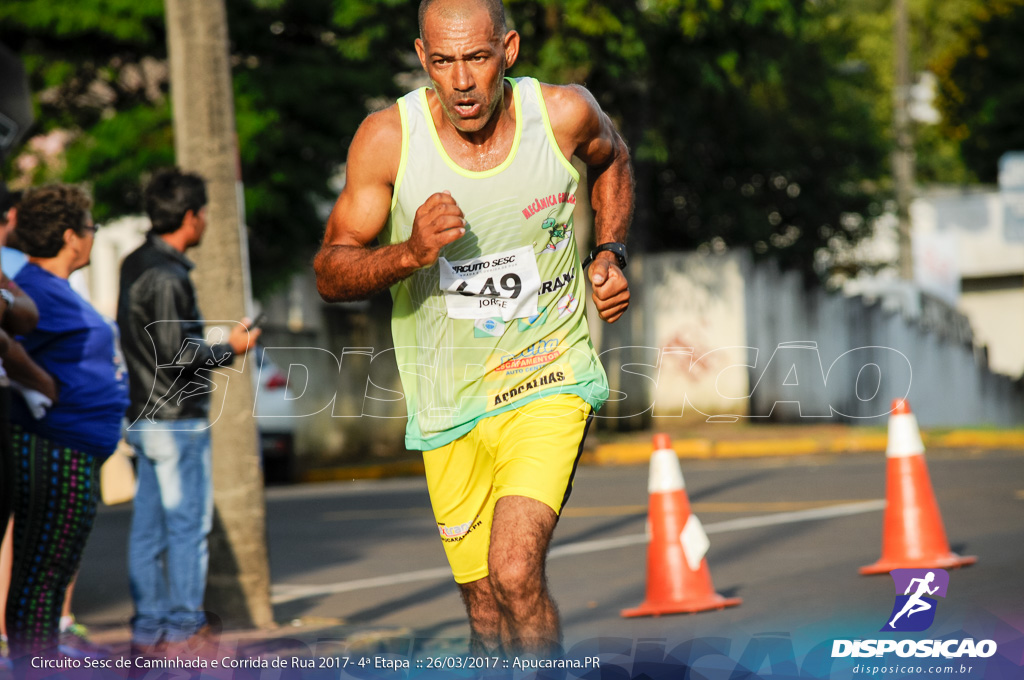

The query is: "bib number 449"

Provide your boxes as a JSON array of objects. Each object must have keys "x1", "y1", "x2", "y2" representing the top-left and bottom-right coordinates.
[
  {"x1": 439, "y1": 245, "x2": 541, "y2": 321},
  {"x1": 454, "y1": 273, "x2": 523, "y2": 300}
]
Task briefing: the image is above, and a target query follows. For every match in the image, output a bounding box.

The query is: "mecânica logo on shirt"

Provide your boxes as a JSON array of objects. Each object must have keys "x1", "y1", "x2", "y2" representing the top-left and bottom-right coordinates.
[{"x1": 522, "y1": 192, "x2": 576, "y2": 219}]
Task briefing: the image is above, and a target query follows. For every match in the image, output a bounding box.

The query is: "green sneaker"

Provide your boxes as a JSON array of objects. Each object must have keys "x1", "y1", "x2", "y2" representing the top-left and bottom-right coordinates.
[
  {"x1": 0, "y1": 635, "x2": 10, "y2": 672},
  {"x1": 59, "y1": 620, "x2": 110, "y2": 659}
]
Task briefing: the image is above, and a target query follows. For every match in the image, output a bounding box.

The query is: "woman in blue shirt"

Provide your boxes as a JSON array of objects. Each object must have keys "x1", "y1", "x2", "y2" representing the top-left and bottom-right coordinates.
[{"x1": 6, "y1": 185, "x2": 129, "y2": 657}]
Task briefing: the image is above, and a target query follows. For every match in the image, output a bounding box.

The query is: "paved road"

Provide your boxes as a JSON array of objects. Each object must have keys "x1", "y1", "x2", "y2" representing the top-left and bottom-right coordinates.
[{"x1": 75, "y1": 446, "x2": 1022, "y2": 661}]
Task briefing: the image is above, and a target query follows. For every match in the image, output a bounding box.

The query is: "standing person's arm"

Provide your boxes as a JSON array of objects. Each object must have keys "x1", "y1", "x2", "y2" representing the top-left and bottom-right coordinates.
[
  {"x1": 0, "y1": 274, "x2": 40, "y2": 336},
  {"x1": 545, "y1": 84, "x2": 634, "y2": 323},
  {"x1": 0, "y1": 272, "x2": 56, "y2": 401},
  {"x1": 313, "y1": 107, "x2": 467, "y2": 302},
  {"x1": 2, "y1": 336, "x2": 58, "y2": 402},
  {"x1": 147, "y1": 274, "x2": 258, "y2": 371}
]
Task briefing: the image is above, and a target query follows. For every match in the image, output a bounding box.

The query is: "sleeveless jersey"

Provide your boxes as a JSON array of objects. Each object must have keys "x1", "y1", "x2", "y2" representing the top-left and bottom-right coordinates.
[{"x1": 383, "y1": 76, "x2": 609, "y2": 450}]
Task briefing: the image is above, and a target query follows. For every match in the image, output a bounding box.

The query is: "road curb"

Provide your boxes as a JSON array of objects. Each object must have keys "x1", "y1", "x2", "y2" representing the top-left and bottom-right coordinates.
[
  {"x1": 302, "y1": 460, "x2": 425, "y2": 483},
  {"x1": 584, "y1": 431, "x2": 1024, "y2": 466},
  {"x1": 583, "y1": 437, "x2": 868, "y2": 466},
  {"x1": 299, "y1": 429, "x2": 1024, "y2": 482},
  {"x1": 930, "y1": 431, "x2": 1024, "y2": 449}
]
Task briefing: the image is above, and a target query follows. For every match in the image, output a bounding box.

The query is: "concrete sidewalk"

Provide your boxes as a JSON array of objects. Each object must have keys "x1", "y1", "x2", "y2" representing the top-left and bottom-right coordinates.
[
  {"x1": 83, "y1": 618, "x2": 429, "y2": 666},
  {"x1": 300, "y1": 422, "x2": 1024, "y2": 483}
]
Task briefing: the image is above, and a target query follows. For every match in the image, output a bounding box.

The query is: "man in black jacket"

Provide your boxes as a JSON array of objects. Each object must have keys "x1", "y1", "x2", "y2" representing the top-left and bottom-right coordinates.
[{"x1": 117, "y1": 169, "x2": 258, "y2": 655}]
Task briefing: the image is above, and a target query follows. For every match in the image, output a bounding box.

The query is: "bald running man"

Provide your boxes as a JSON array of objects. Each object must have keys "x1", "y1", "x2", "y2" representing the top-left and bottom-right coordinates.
[{"x1": 314, "y1": 0, "x2": 633, "y2": 656}]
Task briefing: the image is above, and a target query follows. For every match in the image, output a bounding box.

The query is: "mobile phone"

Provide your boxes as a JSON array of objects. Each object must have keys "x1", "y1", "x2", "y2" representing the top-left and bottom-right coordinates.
[{"x1": 247, "y1": 313, "x2": 267, "y2": 331}]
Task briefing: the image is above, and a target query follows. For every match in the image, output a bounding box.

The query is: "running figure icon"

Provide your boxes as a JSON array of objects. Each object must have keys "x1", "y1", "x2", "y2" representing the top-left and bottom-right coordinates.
[{"x1": 889, "y1": 571, "x2": 939, "y2": 628}]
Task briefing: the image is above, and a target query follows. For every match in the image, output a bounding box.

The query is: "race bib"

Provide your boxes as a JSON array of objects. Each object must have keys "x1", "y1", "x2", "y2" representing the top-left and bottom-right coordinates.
[{"x1": 438, "y1": 246, "x2": 541, "y2": 321}]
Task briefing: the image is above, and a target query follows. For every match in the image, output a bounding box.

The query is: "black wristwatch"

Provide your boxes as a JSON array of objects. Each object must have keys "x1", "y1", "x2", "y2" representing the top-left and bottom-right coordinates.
[{"x1": 581, "y1": 242, "x2": 628, "y2": 270}]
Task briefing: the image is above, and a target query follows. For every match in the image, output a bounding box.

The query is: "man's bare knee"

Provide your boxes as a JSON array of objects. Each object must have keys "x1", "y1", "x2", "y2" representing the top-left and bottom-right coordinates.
[
  {"x1": 459, "y1": 578, "x2": 502, "y2": 654},
  {"x1": 489, "y1": 557, "x2": 539, "y2": 603},
  {"x1": 488, "y1": 496, "x2": 556, "y2": 603},
  {"x1": 460, "y1": 578, "x2": 499, "y2": 619}
]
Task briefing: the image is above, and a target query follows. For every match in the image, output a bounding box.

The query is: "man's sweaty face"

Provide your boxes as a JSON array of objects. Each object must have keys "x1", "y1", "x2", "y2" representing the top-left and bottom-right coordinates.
[{"x1": 419, "y1": 5, "x2": 506, "y2": 134}]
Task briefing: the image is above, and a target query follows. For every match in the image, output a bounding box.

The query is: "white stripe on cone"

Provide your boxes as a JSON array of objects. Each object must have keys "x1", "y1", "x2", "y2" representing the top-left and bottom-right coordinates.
[
  {"x1": 648, "y1": 449, "x2": 685, "y2": 493},
  {"x1": 886, "y1": 412, "x2": 925, "y2": 458}
]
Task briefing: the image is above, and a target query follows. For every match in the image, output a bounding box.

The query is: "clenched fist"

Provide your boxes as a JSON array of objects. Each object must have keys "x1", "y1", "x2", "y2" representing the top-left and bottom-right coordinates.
[
  {"x1": 588, "y1": 254, "x2": 629, "y2": 323},
  {"x1": 406, "y1": 191, "x2": 467, "y2": 268}
]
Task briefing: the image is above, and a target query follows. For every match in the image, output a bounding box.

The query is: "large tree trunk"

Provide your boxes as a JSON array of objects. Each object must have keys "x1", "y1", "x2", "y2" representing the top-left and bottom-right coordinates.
[{"x1": 164, "y1": 0, "x2": 274, "y2": 630}]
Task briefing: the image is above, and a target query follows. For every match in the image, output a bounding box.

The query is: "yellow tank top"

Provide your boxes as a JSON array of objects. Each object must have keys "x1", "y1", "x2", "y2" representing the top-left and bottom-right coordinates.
[{"x1": 383, "y1": 77, "x2": 608, "y2": 450}]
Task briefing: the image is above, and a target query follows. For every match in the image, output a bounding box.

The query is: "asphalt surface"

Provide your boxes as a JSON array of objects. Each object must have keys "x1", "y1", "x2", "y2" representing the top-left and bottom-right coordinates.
[{"x1": 73, "y1": 446, "x2": 1023, "y2": 664}]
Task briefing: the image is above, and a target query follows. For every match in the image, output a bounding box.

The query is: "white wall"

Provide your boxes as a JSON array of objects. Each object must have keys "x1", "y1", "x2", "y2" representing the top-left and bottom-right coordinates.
[
  {"x1": 745, "y1": 257, "x2": 1022, "y2": 427},
  {"x1": 643, "y1": 253, "x2": 750, "y2": 418},
  {"x1": 79, "y1": 214, "x2": 148, "y2": 318}
]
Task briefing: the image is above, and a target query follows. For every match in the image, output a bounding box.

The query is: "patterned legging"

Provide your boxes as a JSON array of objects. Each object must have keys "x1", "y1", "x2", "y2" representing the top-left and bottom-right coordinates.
[{"x1": 6, "y1": 425, "x2": 101, "y2": 655}]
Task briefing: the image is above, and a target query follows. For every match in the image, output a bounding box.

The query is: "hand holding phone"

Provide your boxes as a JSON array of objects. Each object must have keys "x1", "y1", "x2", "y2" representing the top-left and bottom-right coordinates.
[
  {"x1": 247, "y1": 313, "x2": 267, "y2": 331},
  {"x1": 228, "y1": 314, "x2": 264, "y2": 355}
]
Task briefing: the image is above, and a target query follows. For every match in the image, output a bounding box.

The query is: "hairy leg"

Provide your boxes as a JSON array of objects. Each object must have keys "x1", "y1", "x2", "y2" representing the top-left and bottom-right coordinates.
[
  {"x1": 458, "y1": 578, "x2": 502, "y2": 655},
  {"x1": 487, "y1": 495, "x2": 560, "y2": 655}
]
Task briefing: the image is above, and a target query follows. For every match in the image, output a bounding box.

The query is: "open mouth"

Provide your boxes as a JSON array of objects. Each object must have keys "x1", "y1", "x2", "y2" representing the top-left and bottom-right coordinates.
[{"x1": 452, "y1": 100, "x2": 482, "y2": 118}]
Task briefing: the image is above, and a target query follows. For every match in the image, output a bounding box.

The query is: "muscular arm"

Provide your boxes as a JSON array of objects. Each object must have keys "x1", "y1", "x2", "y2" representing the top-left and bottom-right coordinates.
[
  {"x1": 558, "y1": 86, "x2": 634, "y2": 248},
  {"x1": 313, "y1": 106, "x2": 466, "y2": 302},
  {"x1": 544, "y1": 84, "x2": 634, "y2": 322}
]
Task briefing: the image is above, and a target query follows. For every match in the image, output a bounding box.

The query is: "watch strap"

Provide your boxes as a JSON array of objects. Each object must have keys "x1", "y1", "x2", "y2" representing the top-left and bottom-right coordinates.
[{"x1": 581, "y1": 242, "x2": 628, "y2": 270}]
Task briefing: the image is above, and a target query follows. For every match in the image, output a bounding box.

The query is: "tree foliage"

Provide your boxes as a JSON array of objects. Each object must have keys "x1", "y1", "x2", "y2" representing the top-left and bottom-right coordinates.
[
  {"x1": 5, "y1": 0, "x2": 1016, "y2": 292},
  {"x1": 828, "y1": 0, "x2": 1024, "y2": 186},
  {"x1": 1, "y1": 0, "x2": 416, "y2": 296},
  {"x1": 507, "y1": 0, "x2": 886, "y2": 280},
  {"x1": 933, "y1": 0, "x2": 1024, "y2": 184}
]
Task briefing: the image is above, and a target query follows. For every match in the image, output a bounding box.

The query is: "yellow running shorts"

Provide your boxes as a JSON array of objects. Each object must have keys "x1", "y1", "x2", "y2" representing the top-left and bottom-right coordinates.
[{"x1": 422, "y1": 394, "x2": 594, "y2": 584}]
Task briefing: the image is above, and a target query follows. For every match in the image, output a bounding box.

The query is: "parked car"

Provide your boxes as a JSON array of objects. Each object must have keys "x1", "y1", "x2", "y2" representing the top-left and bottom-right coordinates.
[{"x1": 252, "y1": 346, "x2": 298, "y2": 484}]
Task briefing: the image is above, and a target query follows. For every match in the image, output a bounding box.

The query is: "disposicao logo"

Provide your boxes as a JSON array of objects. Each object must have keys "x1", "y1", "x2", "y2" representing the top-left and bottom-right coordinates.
[
  {"x1": 831, "y1": 569, "x2": 998, "y2": 660},
  {"x1": 883, "y1": 568, "x2": 948, "y2": 632}
]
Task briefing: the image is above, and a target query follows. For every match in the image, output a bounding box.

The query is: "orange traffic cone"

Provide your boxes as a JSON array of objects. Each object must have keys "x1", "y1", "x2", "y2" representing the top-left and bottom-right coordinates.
[
  {"x1": 859, "y1": 399, "x2": 977, "y2": 575},
  {"x1": 622, "y1": 434, "x2": 742, "y2": 617}
]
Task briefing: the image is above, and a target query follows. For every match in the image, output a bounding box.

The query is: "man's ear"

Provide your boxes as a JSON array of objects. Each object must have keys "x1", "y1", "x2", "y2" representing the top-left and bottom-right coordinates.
[
  {"x1": 503, "y1": 30, "x2": 520, "y2": 70},
  {"x1": 182, "y1": 208, "x2": 198, "y2": 233},
  {"x1": 415, "y1": 38, "x2": 428, "y2": 72}
]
